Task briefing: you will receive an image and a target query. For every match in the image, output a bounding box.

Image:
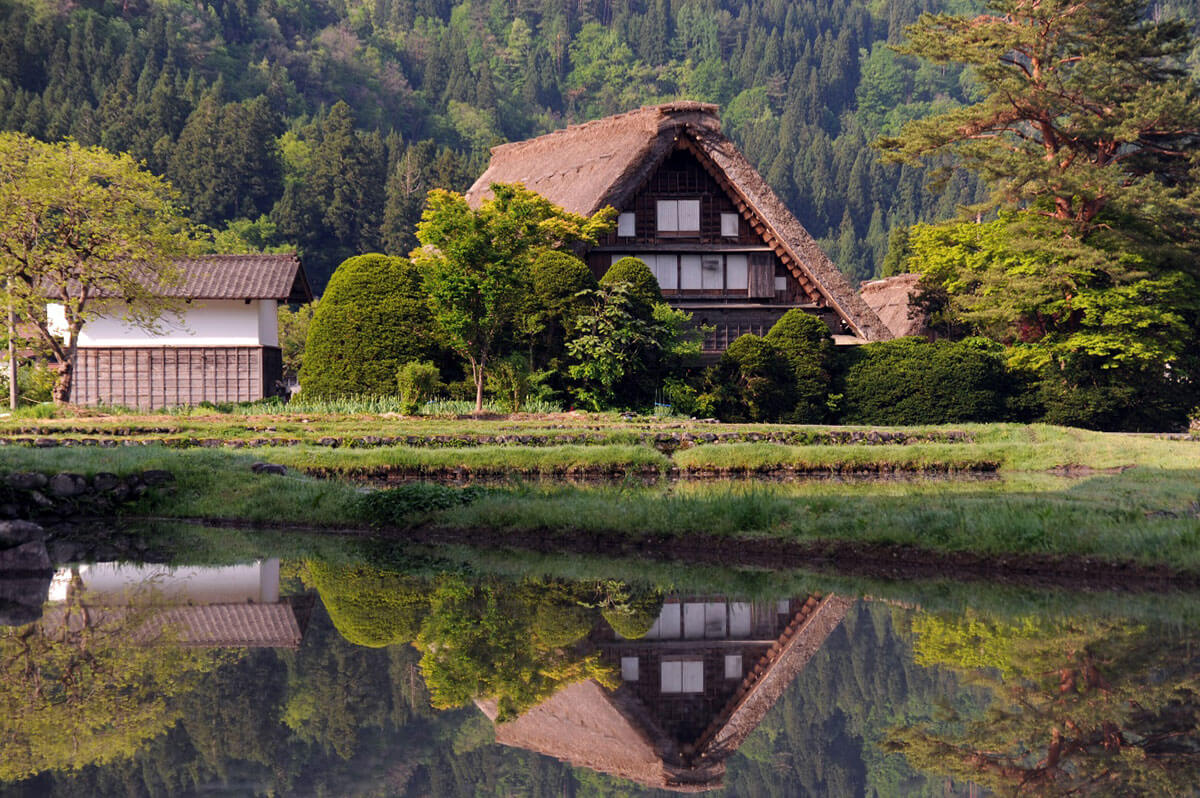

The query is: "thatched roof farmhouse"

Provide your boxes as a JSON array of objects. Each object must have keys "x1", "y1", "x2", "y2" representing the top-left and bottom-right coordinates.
[{"x1": 467, "y1": 103, "x2": 890, "y2": 352}]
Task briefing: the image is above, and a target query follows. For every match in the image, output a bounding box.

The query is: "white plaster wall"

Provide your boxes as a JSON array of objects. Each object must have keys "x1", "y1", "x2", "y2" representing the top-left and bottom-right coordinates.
[
  {"x1": 48, "y1": 559, "x2": 282, "y2": 604},
  {"x1": 258, "y1": 299, "x2": 279, "y2": 347},
  {"x1": 48, "y1": 299, "x2": 272, "y2": 346}
]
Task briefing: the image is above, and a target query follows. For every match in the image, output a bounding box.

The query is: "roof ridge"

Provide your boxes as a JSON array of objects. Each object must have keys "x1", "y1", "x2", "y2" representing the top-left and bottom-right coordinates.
[{"x1": 490, "y1": 102, "x2": 719, "y2": 155}]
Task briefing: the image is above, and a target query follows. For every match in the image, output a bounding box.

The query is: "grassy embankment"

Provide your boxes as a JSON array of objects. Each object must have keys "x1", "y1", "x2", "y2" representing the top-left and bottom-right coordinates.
[{"x1": 3, "y1": 418, "x2": 1199, "y2": 572}]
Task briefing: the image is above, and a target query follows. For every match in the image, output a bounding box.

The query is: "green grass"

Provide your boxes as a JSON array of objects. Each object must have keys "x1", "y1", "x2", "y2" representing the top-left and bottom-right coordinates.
[
  {"x1": 4, "y1": 427, "x2": 1199, "y2": 572},
  {"x1": 258, "y1": 443, "x2": 669, "y2": 474}
]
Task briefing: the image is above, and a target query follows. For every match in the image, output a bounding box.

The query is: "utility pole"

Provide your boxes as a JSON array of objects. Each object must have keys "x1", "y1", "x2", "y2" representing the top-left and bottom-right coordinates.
[{"x1": 6, "y1": 286, "x2": 15, "y2": 410}]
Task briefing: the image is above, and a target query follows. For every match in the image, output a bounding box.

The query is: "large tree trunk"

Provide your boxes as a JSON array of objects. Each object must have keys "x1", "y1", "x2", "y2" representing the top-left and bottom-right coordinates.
[{"x1": 52, "y1": 360, "x2": 73, "y2": 405}]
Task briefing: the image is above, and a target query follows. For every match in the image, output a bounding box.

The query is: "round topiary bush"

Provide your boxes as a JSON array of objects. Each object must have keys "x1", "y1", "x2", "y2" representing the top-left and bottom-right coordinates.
[
  {"x1": 307, "y1": 561, "x2": 429, "y2": 647},
  {"x1": 839, "y1": 337, "x2": 1011, "y2": 424},
  {"x1": 601, "y1": 588, "x2": 664, "y2": 640},
  {"x1": 300, "y1": 254, "x2": 438, "y2": 397},
  {"x1": 766, "y1": 310, "x2": 834, "y2": 422},
  {"x1": 600, "y1": 256, "x2": 662, "y2": 308},
  {"x1": 530, "y1": 250, "x2": 598, "y2": 324}
]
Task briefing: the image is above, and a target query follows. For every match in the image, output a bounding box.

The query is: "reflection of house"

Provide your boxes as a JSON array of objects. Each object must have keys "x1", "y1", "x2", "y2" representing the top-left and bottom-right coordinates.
[
  {"x1": 45, "y1": 560, "x2": 308, "y2": 649},
  {"x1": 466, "y1": 103, "x2": 890, "y2": 355},
  {"x1": 48, "y1": 254, "x2": 312, "y2": 407},
  {"x1": 480, "y1": 593, "x2": 853, "y2": 792}
]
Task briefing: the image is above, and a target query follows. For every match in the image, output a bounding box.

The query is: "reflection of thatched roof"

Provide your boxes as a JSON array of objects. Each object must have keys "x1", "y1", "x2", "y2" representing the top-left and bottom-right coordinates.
[
  {"x1": 694, "y1": 595, "x2": 854, "y2": 760},
  {"x1": 466, "y1": 103, "x2": 890, "y2": 341},
  {"x1": 859, "y1": 273, "x2": 929, "y2": 339},
  {"x1": 478, "y1": 682, "x2": 720, "y2": 792},
  {"x1": 482, "y1": 594, "x2": 852, "y2": 792}
]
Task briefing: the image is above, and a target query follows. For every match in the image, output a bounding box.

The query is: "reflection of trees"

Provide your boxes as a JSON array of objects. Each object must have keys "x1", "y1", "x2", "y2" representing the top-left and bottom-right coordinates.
[
  {"x1": 308, "y1": 563, "x2": 664, "y2": 722},
  {"x1": 888, "y1": 612, "x2": 1200, "y2": 795},
  {"x1": 0, "y1": 588, "x2": 229, "y2": 781},
  {"x1": 307, "y1": 562, "x2": 429, "y2": 647},
  {"x1": 416, "y1": 575, "x2": 617, "y2": 722}
]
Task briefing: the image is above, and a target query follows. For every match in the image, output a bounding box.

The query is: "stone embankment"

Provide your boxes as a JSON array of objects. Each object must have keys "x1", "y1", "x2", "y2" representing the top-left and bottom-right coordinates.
[{"x1": 1, "y1": 469, "x2": 175, "y2": 523}]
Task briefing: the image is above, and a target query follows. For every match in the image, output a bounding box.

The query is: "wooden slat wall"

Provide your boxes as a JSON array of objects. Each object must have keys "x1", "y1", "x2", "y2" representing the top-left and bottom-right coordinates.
[{"x1": 71, "y1": 347, "x2": 272, "y2": 408}]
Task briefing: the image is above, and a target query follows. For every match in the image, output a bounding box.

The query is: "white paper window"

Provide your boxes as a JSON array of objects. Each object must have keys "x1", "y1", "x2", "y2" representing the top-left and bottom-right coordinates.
[
  {"x1": 647, "y1": 602, "x2": 681, "y2": 639},
  {"x1": 622, "y1": 656, "x2": 639, "y2": 681},
  {"x1": 656, "y1": 200, "x2": 700, "y2": 232},
  {"x1": 656, "y1": 200, "x2": 679, "y2": 232},
  {"x1": 661, "y1": 661, "x2": 682, "y2": 693},
  {"x1": 617, "y1": 212, "x2": 635, "y2": 237},
  {"x1": 611, "y1": 254, "x2": 629, "y2": 266},
  {"x1": 725, "y1": 655, "x2": 743, "y2": 680},
  {"x1": 777, "y1": 600, "x2": 791, "y2": 614},
  {"x1": 682, "y1": 661, "x2": 704, "y2": 692},
  {"x1": 680, "y1": 254, "x2": 703, "y2": 289},
  {"x1": 726, "y1": 254, "x2": 748, "y2": 291},
  {"x1": 653, "y1": 254, "x2": 678, "y2": 290},
  {"x1": 679, "y1": 200, "x2": 700, "y2": 231},
  {"x1": 683, "y1": 602, "x2": 706, "y2": 639},
  {"x1": 730, "y1": 602, "x2": 752, "y2": 637},
  {"x1": 721, "y1": 213, "x2": 739, "y2": 237},
  {"x1": 775, "y1": 275, "x2": 788, "y2": 292},
  {"x1": 705, "y1": 602, "x2": 727, "y2": 638},
  {"x1": 701, "y1": 254, "x2": 723, "y2": 290}
]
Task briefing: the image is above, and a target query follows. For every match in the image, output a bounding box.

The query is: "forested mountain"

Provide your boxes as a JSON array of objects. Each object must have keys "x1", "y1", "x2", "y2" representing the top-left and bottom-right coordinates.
[{"x1": 2, "y1": 0, "x2": 1198, "y2": 290}]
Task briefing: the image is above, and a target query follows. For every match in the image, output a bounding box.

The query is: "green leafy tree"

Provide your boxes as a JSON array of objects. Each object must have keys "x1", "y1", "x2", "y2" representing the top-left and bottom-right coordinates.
[
  {"x1": 299, "y1": 254, "x2": 439, "y2": 398},
  {"x1": 276, "y1": 299, "x2": 317, "y2": 383},
  {"x1": 877, "y1": 0, "x2": 1200, "y2": 428},
  {"x1": 877, "y1": 0, "x2": 1200, "y2": 240},
  {"x1": 0, "y1": 133, "x2": 199, "y2": 403},
  {"x1": 411, "y1": 183, "x2": 614, "y2": 412}
]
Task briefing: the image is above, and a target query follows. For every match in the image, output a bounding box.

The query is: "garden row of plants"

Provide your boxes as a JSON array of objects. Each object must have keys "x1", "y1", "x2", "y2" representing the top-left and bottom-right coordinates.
[{"x1": 289, "y1": 250, "x2": 1188, "y2": 431}]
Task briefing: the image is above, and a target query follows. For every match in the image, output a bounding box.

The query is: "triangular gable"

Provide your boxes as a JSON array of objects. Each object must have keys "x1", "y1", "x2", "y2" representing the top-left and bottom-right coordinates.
[{"x1": 465, "y1": 103, "x2": 891, "y2": 341}]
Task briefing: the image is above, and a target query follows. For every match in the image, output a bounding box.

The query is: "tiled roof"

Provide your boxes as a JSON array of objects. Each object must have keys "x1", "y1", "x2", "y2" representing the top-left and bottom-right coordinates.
[
  {"x1": 166, "y1": 254, "x2": 311, "y2": 301},
  {"x1": 89, "y1": 254, "x2": 312, "y2": 301},
  {"x1": 465, "y1": 104, "x2": 891, "y2": 341}
]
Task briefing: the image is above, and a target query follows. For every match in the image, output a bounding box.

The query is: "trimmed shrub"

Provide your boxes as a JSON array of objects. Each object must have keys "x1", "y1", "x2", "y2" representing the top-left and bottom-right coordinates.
[
  {"x1": 765, "y1": 310, "x2": 833, "y2": 423},
  {"x1": 308, "y1": 562, "x2": 429, "y2": 647},
  {"x1": 601, "y1": 588, "x2": 664, "y2": 640},
  {"x1": 838, "y1": 337, "x2": 1011, "y2": 424},
  {"x1": 300, "y1": 254, "x2": 438, "y2": 397},
  {"x1": 600, "y1": 256, "x2": 662, "y2": 309},
  {"x1": 530, "y1": 250, "x2": 597, "y2": 327},
  {"x1": 704, "y1": 334, "x2": 796, "y2": 422},
  {"x1": 396, "y1": 360, "x2": 442, "y2": 415}
]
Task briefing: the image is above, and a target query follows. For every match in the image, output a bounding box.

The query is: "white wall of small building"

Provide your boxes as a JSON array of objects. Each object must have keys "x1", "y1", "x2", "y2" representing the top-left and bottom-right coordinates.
[{"x1": 47, "y1": 299, "x2": 279, "y2": 347}]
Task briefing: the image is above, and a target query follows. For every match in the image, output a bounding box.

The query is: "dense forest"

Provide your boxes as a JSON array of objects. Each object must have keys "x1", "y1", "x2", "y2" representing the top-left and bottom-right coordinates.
[{"x1": 19, "y1": 0, "x2": 1198, "y2": 289}]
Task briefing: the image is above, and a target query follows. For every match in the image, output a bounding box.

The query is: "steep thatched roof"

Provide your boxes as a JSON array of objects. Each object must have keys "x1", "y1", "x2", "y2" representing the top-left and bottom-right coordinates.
[
  {"x1": 859, "y1": 273, "x2": 929, "y2": 339},
  {"x1": 466, "y1": 103, "x2": 891, "y2": 341}
]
